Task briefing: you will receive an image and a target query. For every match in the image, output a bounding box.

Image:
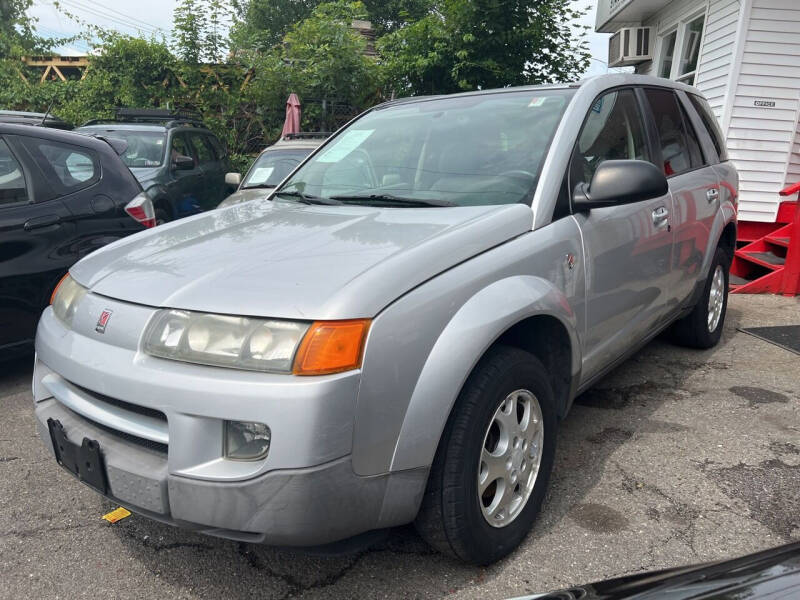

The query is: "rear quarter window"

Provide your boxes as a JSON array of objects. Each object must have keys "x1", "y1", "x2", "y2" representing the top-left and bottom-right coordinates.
[
  {"x1": 689, "y1": 94, "x2": 728, "y2": 162},
  {"x1": 18, "y1": 137, "x2": 100, "y2": 195}
]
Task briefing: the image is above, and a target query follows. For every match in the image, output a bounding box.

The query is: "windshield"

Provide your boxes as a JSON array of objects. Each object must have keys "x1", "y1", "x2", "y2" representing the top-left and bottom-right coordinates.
[
  {"x1": 85, "y1": 130, "x2": 166, "y2": 168},
  {"x1": 278, "y1": 89, "x2": 573, "y2": 206},
  {"x1": 242, "y1": 148, "x2": 312, "y2": 189}
]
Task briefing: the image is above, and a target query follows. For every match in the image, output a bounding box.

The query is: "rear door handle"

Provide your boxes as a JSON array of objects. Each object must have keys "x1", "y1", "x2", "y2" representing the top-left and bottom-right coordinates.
[
  {"x1": 24, "y1": 214, "x2": 61, "y2": 231},
  {"x1": 652, "y1": 206, "x2": 669, "y2": 226},
  {"x1": 706, "y1": 188, "x2": 719, "y2": 202}
]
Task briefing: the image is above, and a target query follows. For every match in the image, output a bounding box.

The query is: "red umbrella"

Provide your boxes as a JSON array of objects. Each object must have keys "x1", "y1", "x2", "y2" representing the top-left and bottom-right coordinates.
[{"x1": 281, "y1": 93, "x2": 301, "y2": 137}]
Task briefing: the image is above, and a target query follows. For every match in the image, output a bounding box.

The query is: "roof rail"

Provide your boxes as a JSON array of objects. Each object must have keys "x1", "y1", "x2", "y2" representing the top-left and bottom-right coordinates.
[
  {"x1": 81, "y1": 107, "x2": 205, "y2": 128},
  {"x1": 282, "y1": 132, "x2": 331, "y2": 141}
]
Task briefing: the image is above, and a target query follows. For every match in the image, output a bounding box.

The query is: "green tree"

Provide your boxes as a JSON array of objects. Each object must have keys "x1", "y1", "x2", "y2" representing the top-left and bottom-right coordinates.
[
  {"x1": 229, "y1": 0, "x2": 322, "y2": 52},
  {"x1": 0, "y1": 0, "x2": 49, "y2": 58},
  {"x1": 379, "y1": 0, "x2": 591, "y2": 96},
  {"x1": 360, "y1": 0, "x2": 431, "y2": 34},
  {"x1": 173, "y1": 0, "x2": 205, "y2": 62}
]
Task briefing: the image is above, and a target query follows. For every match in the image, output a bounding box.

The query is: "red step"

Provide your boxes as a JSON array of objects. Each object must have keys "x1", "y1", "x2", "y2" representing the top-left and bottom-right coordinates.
[{"x1": 731, "y1": 188, "x2": 799, "y2": 296}]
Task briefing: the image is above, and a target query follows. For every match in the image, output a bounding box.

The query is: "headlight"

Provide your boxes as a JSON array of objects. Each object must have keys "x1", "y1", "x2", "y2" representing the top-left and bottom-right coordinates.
[
  {"x1": 143, "y1": 309, "x2": 310, "y2": 372},
  {"x1": 51, "y1": 274, "x2": 88, "y2": 328}
]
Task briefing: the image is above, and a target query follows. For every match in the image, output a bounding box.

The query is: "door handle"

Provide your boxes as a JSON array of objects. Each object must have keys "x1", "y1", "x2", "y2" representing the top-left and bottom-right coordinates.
[
  {"x1": 24, "y1": 214, "x2": 61, "y2": 231},
  {"x1": 652, "y1": 206, "x2": 669, "y2": 226},
  {"x1": 706, "y1": 188, "x2": 719, "y2": 202}
]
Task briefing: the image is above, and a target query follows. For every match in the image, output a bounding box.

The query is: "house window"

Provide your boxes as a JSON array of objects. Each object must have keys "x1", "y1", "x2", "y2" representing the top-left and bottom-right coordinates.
[
  {"x1": 676, "y1": 16, "x2": 704, "y2": 84},
  {"x1": 655, "y1": 13, "x2": 706, "y2": 85},
  {"x1": 659, "y1": 31, "x2": 677, "y2": 79}
]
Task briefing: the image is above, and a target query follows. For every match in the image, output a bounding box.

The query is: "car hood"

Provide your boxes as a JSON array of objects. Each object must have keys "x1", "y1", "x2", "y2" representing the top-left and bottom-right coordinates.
[
  {"x1": 217, "y1": 188, "x2": 271, "y2": 208},
  {"x1": 71, "y1": 199, "x2": 532, "y2": 320}
]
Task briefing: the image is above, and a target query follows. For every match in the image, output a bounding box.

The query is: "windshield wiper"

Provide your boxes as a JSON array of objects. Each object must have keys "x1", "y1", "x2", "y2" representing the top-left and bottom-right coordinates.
[
  {"x1": 242, "y1": 183, "x2": 276, "y2": 190},
  {"x1": 274, "y1": 190, "x2": 343, "y2": 205},
  {"x1": 329, "y1": 193, "x2": 456, "y2": 207}
]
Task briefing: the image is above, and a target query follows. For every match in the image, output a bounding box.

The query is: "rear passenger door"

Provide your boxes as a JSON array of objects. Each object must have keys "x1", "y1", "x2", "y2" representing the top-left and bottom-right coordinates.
[
  {"x1": 642, "y1": 88, "x2": 720, "y2": 308},
  {"x1": 571, "y1": 88, "x2": 675, "y2": 381}
]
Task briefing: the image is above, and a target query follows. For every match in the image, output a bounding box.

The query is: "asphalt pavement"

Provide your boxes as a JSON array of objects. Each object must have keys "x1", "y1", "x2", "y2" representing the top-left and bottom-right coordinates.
[{"x1": 1, "y1": 294, "x2": 798, "y2": 599}]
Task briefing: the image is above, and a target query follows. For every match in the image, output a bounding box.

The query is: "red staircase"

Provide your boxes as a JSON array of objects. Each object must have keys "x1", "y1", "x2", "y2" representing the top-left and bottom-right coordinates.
[{"x1": 730, "y1": 183, "x2": 800, "y2": 296}]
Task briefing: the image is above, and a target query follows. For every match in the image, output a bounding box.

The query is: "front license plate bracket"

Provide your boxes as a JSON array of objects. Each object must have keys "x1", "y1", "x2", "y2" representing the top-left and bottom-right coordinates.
[{"x1": 47, "y1": 418, "x2": 109, "y2": 495}]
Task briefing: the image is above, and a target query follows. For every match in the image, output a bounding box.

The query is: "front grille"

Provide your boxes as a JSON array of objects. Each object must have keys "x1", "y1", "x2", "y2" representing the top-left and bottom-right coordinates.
[
  {"x1": 75, "y1": 384, "x2": 167, "y2": 423},
  {"x1": 61, "y1": 382, "x2": 169, "y2": 454},
  {"x1": 86, "y1": 417, "x2": 168, "y2": 455}
]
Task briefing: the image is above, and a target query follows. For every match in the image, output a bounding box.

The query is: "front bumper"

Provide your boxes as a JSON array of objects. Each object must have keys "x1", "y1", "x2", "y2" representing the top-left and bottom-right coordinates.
[{"x1": 33, "y1": 300, "x2": 427, "y2": 545}]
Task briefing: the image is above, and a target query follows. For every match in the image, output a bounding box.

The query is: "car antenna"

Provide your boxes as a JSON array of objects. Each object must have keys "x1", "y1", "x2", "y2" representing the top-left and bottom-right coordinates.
[{"x1": 40, "y1": 99, "x2": 55, "y2": 126}]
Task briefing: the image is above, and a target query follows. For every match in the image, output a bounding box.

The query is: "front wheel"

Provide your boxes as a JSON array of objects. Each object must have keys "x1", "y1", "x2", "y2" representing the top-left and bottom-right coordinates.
[
  {"x1": 669, "y1": 246, "x2": 730, "y2": 349},
  {"x1": 415, "y1": 346, "x2": 557, "y2": 564}
]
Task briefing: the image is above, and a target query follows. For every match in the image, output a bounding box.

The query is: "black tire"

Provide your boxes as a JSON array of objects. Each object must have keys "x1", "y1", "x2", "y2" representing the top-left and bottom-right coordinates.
[
  {"x1": 669, "y1": 246, "x2": 730, "y2": 349},
  {"x1": 154, "y1": 207, "x2": 170, "y2": 226},
  {"x1": 414, "y1": 345, "x2": 557, "y2": 565}
]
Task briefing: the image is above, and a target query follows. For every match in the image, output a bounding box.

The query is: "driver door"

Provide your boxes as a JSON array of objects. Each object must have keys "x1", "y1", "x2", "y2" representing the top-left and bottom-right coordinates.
[{"x1": 571, "y1": 88, "x2": 675, "y2": 382}]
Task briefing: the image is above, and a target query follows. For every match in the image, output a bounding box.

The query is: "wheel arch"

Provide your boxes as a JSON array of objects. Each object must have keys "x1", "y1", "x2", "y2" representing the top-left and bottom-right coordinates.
[{"x1": 388, "y1": 276, "x2": 581, "y2": 473}]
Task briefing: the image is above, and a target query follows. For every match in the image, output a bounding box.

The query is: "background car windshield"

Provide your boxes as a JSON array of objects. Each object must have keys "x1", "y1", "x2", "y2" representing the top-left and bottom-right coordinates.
[
  {"x1": 279, "y1": 89, "x2": 574, "y2": 206},
  {"x1": 93, "y1": 130, "x2": 166, "y2": 168},
  {"x1": 242, "y1": 149, "x2": 310, "y2": 188}
]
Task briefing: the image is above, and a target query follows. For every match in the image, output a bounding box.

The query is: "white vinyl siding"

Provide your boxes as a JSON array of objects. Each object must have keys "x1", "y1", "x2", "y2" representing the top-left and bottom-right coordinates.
[
  {"x1": 727, "y1": 0, "x2": 800, "y2": 221},
  {"x1": 694, "y1": 0, "x2": 739, "y2": 118}
]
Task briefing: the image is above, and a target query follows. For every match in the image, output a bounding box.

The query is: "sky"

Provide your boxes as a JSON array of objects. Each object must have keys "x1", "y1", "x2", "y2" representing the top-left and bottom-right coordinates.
[{"x1": 28, "y1": 0, "x2": 612, "y2": 77}]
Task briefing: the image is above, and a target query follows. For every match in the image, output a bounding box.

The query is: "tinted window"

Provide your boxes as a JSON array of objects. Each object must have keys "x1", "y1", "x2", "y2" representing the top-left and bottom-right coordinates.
[
  {"x1": 689, "y1": 94, "x2": 728, "y2": 161},
  {"x1": 171, "y1": 134, "x2": 195, "y2": 167},
  {"x1": 0, "y1": 138, "x2": 27, "y2": 205},
  {"x1": 20, "y1": 138, "x2": 99, "y2": 193},
  {"x1": 643, "y1": 88, "x2": 698, "y2": 176},
  {"x1": 571, "y1": 89, "x2": 649, "y2": 188},
  {"x1": 207, "y1": 135, "x2": 225, "y2": 159},
  {"x1": 678, "y1": 101, "x2": 704, "y2": 167},
  {"x1": 190, "y1": 134, "x2": 214, "y2": 164}
]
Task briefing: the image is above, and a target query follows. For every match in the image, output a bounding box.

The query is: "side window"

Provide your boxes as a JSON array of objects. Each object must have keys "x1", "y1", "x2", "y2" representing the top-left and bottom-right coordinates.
[
  {"x1": 689, "y1": 94, "x2": 728, "y2": 161},
  {"x1": 570, "y1": 89, "x2": 649, "y2": 190},
  {"x1": 19, "y1": 138, "x2": 99, "y2": 193},
  {"x1": 643, "y1": 88, "x2": 701, "y2": 176},
  {"x1": 678, "y1": 101, "x2": 704, "y2": 167},
  {"x1": 207, "y1": 135, "x2": 226, "y2": 160},
  {"x1": 170, "y1": 134, "x2": 195, "y2": 167},
  {"x1": 189, "y1": 134, "x2": 214, "y2": 165},
  {"x1": 0, "y1": 138, "x2": 28, "y2": 205}
]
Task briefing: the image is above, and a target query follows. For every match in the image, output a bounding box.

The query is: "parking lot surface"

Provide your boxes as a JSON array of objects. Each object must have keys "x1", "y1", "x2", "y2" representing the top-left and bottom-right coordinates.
[{"x1": 2, "y1": 294, "x2": 798, "y2": 599}]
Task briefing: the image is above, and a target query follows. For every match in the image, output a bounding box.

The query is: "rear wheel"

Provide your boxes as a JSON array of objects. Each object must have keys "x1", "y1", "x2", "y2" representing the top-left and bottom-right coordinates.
[
  {"x1": 415, "y1": 346, "x2": 557, "y2": 564},
  {"x1": 669, "y1": 246, "x2": 730, "y2": 349}
]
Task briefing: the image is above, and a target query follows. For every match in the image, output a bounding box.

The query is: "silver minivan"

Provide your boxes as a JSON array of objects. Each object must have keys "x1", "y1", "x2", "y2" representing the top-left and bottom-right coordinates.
[{"x1": 33, "y1": 74, "x2": 737, "y2": 564}]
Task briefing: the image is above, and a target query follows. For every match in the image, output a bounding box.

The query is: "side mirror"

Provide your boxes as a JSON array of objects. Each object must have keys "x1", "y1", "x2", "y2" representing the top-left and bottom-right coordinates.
[
  {"x1": 225, "y1": 172, "x2": 241, "y2": 186},
  {"x1": 572, "y1": 160, "x2": 668, "y2": 210},
  {"x1": 173, "y1": 155, "x2": 194, "y2": 171}
]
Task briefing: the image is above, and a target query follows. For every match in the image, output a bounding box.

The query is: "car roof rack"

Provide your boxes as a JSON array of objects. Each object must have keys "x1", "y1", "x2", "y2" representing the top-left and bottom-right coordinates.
[
  {"x1": 281, "y1": 132, "x2": 331, "y2": 141},
  {"x1": 0, "y1": 110, "x2": 71, "y2": 128},
  {"x1": 81, "y1": 107, "x2": 205, "y2": 128}
]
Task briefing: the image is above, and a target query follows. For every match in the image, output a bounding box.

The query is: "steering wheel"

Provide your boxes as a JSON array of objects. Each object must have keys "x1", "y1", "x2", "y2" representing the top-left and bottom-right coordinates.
[{"x1": 499, "y1": 169, "x2": 537, "y2": 182}]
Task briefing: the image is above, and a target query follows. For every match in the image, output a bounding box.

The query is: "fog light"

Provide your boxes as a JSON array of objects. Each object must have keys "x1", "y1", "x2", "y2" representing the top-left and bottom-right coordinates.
[{"x1": 224, "y1": 421, "x2": 271, "y2": 460}]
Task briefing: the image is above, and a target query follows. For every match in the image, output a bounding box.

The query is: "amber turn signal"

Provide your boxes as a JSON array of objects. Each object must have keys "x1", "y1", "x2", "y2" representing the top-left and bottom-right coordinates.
[
  {"x1": 292, "y1": 319, "x2": 371, "y2": 375},
  {"x1": 50, "y1": 272, "x2": 71, "y2": 305}
]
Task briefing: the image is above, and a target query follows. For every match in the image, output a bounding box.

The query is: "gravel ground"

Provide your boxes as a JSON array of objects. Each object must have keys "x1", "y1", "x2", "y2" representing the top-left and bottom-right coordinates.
[{"x1": 1, "y1": 294, "x2": 798, "y2": 599}]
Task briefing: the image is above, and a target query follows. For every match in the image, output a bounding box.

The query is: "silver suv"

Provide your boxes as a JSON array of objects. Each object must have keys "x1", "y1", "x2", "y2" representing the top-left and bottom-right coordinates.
[{"x1": 33, "y1": 75, "x2": 737, "y2": 564}]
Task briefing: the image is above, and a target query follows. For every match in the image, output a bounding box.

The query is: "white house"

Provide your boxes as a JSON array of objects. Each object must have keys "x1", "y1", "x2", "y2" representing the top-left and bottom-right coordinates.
[{"x1": 596, "y1": 0, "x2": 800, "y2": 233}]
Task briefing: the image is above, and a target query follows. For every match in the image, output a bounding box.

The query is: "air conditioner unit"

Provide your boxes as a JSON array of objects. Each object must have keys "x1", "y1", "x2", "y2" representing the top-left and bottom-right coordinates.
[{"x1": 608, "y1": 27, "x2": 654, "y2": 67}]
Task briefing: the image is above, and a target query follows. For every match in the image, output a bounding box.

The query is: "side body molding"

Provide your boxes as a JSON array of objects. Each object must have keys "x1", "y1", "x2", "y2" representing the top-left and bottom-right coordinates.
[{"x1": 389, "y1": 275, "x2": 582, "y2": 473}]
